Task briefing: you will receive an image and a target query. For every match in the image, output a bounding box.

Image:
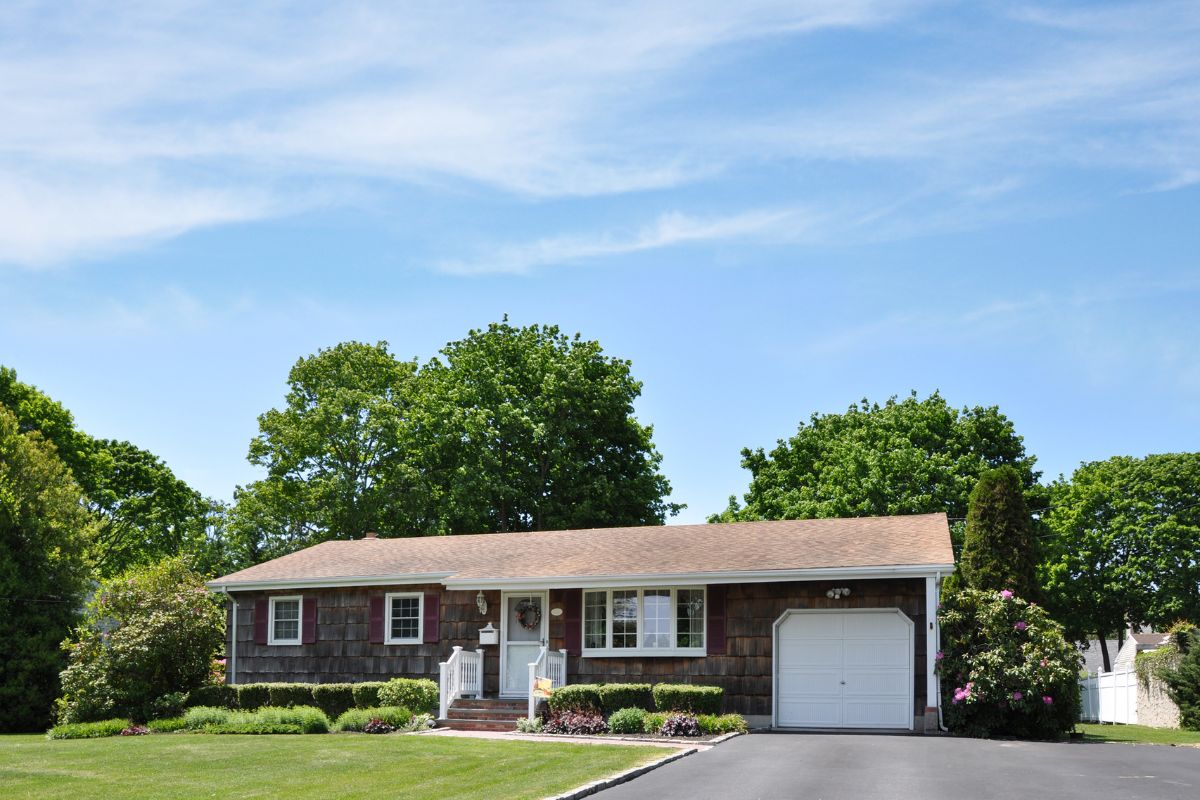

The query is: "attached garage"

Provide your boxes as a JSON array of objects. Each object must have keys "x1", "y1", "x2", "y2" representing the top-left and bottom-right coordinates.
[{"x1": 774, "y1": 609, "x2": 914, "y2": 730}]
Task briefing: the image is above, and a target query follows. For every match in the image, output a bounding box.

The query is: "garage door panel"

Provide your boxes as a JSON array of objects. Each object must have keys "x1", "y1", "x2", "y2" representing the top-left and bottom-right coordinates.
[
  {"x1": 844, "y1": 639, "x2": 910, "y2": 668},
  {"x1": 776, "y1": 610, "x2": 912, "y2": 730},
  {"x1": 843, "y1": 700, "x2": 910, "y2": 728},
  {"x1": 778, "y1": 638, "x2": 840, "y2": 666},
  {"x1": 843, "y1": 668, "x2": 910, "y2": 697},
  {"x1": 780, "y1": 613, "x2": 843, "y2": 638},
  {"x1": 778, "y1": 698, "x2": 841, "y2": 727}
]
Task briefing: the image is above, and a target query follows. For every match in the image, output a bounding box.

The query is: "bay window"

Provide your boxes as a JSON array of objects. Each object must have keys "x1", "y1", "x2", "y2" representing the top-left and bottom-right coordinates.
[{"x1": 581, "y1": 587, "x2": 706, "y2": 656}]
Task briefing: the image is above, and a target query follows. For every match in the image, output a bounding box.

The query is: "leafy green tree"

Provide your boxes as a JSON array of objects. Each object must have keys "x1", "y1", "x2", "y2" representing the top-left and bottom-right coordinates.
[
  {"x1": 231, "y1": 341, "x2": 430, "y2": 555},
  {"x1": 713, "y1": 392, "x2": 1041, "y2": 537},
  {"x1": 421, "y1": 320, "x2": 681, "y2": 533},
  {"x1": 957, "y1": 466, "x2": 1040, "y2": 600},
  {"x1": 0, "y1": 367, "x2": 218, "y2": 577},
  {"x1": 57, "y1": 557, "x2": 225, "y2": 724},
  {"x1": 0, "y1": 406, "x2": 95, "y2": 731},
  {"x1": 1042, "y1": 453, "x2": 1200, "y2": 671}
]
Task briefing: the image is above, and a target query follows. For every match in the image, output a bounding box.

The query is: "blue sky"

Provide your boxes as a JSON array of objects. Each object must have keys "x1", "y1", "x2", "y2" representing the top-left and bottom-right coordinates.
[{"x1": 1, "y1": 1, "x2": 1198, "y2": 524}]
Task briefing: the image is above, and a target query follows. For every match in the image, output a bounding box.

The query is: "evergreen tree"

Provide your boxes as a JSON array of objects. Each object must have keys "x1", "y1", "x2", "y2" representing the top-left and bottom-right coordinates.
[{"x1": 958, "y1": 465, "x2": 1039, "y2": 600}]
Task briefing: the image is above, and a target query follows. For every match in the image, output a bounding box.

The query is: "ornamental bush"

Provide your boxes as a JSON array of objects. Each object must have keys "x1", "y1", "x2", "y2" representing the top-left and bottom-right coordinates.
[
  {"x1": 377, "y1": 678, "x2": 438, "y2": 716},
  {"x1": 187, "y1": 685, "x2": 238, "y2": 710},
  {"x1": 547, "y1": 684, "x2": 603, "y2": 713},
  {"x1": 696, "y1": 713, "x2": 749, "y2": 735},
  {"x1": 652, "y1": 684, "x2": 723, "y2": 714},
  {"x1": 543, "y1": 711, "x2": 608, "y2": 735},
  {"x1": 334, "y1": 706, "x2": 413, "y2": 732},
  {"x1": 659, "y1": 713, "x2": 701, "y2": 737},
  {"x1": 598, "y1": 684, "x2": 654, "y2": 714},
  {"x1": 607, "y1": 707, "x2": 646, "y2": 734},
  {"x1": 1163, "y1": 633, "x2": 1200, "y2": 731},
  {"x1": 938, "y1": 588, "x2": 1080, "y2": 739},
  {"x1": 642, "y1": 711, "x2": 667, "y2": 733},
  {"x1": 56, "y1": 558, "x2": 225, "y2": 724},
  {"x1": 236, "y1": 684, "x2": 271, "y2": 711}
]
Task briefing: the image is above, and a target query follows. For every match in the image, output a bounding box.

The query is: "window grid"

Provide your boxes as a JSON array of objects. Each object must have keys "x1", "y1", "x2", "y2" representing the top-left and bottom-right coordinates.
[
  {"x1": 386, "y1": 593, "x2": 423, "y2": 644},
  {"x1": 270, "y1": 597, "x2": 301, "y2": 644},
  {"x1": 581, "y1": 588, "x2": 705, "y2": 653}
]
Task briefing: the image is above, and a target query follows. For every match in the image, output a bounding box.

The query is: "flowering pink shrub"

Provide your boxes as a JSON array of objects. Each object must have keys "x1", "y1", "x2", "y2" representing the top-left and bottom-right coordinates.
[{"x1": 938, "y1": 588, "x2": 1080, "y2": 739}]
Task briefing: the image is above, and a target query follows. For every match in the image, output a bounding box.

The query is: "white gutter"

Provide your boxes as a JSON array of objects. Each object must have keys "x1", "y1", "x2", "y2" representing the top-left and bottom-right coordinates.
[{"x1": 206, "y1": 564, "x2": 957, "y2": 593}]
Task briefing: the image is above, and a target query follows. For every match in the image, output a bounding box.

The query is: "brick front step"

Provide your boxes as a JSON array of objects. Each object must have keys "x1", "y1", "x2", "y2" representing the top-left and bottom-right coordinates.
[
  {"x1": 451, "y1": 698, "x2": 527, "y2": 711},
  {"x1": 437, "y1": 717, "x2": 522, "y2": 732},
  {"x1": 447, "y1": 706, "x2": 527, "y2": 720}
]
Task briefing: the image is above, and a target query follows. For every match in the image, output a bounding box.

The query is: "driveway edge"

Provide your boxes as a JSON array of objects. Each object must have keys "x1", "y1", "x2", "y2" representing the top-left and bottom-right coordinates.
[{"x1": 544, "y1": 746, "x2": 698, "y2": 800}]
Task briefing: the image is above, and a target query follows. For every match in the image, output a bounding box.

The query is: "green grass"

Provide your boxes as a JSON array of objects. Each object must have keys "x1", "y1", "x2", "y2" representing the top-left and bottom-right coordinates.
[
  {"x1": 1078, "y1": 723, "x2": 1200, "y2": 746},
  {"x1": 0, "y1": 733, "x2": 661, "y2": 800}
]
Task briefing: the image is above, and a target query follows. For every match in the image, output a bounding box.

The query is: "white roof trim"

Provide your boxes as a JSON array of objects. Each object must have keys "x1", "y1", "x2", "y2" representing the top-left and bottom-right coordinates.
[
  {"x1": 207, "y1": 563, "x2": 954, "y2": 593},
  {"x1": 205, "y1": 573, "x2": 452, "y2": 592}
]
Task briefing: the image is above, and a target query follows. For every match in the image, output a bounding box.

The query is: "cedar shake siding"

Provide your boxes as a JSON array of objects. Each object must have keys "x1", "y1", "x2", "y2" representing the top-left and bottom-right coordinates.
[{"x1": 226, "y1": 577, "x2": 926, "y2": 718}]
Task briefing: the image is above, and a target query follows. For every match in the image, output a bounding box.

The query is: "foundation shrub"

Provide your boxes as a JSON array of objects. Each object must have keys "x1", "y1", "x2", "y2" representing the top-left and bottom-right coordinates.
[
  {"x1": 543, "y1": 710, "x2": 608, "y2": 735},
  {"x1": 597, "y1": 684, "x2": 653, "y2": 714},
  {"x1": 334, "y1": 706, "x2": 413, "y2": 732},
  {"x1": 606, "y1": 707, "x2": 646, "y2": 734},
  {"x1": 268, "y1": 684, "x2": 316, "y2": 708},
  {"x1": 697, "y1": 713, "x2": 748, "y2": 734},
  {"x1": 311, "y1": 684, "x2": 357, "y2": 718},
  {"x1": 659, "y1": 713, "x2": 701, "y2": 737},
  {"x1": 187, "y1": 685, "x2": 237, "y2": 710},
  {"x1": 235, "y1": 684, "x2": 271, "y2": 711},
  {"x1": 377, "y1": 678, "x2": 438, "y2": 716},
  {"x1": 652, "y1": 684, "x2": 723, "y2": 714},
  {"x1": 547, "y1": 684, "x2": 602, "y2": 713},
  {"x1": 351, "y1": 682, "x2": 386, "y2": 709}
]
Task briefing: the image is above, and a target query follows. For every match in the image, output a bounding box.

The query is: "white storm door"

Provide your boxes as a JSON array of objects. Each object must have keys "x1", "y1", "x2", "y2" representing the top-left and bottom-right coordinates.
[{"x1": 501, "y1": 592, "x2": 547, "y2": 697}]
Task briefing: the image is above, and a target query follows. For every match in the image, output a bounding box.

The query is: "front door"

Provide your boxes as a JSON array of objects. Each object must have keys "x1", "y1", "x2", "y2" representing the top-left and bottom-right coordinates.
[{"x1": 501, "y1": 592, "x2": 547, "y2": 697}]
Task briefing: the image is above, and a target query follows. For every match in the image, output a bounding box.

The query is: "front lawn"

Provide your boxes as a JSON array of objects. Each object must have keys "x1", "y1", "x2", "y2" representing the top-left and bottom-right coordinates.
[
  {"x1": 1077, "y1": 723, "x2": 1200, "y2": 746},
  {"x1": 0, "y1": 733, "x2": 662, "y2": 800}
]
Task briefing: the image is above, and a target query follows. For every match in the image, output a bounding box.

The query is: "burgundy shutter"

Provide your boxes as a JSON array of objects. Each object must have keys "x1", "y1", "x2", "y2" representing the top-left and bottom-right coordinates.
[
  {"x1": 422, "y1": 592, "x2": 440, "y2": 644},
  {"x1": 563, "y1": 589, "x2": 583, "y2": 656},
  {"x1": 369, "y1": 595, "x2": 385, "y2": 644},
  {"x1": 301, "y1": 596, "x2": 317, "y2": 644},
  {"x1": 254, "y1": 598, "x2": 269, "y2": 645},
  {"x1": 706, "y1": 585, "x2": 726, "y2": 656}
]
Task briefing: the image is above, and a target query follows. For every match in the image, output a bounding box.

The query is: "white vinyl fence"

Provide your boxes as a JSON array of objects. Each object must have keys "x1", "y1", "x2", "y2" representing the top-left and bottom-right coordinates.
[{"x1": 1079, "y1": 668, "x2": 1138, "y2": 724}]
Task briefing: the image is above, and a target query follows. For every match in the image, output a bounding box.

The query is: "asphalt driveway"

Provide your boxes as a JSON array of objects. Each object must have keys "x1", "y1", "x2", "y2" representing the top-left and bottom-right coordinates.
[{"x1": 597, "y1": 733, "x2": 1200, "y2": 800}]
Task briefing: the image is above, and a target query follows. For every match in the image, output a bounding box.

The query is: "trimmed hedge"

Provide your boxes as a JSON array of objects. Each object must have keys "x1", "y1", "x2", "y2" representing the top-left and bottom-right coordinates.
[
  {"x1": 547, "y1": 684, "x2": 602, "y2": 713},
  {"x1": 351, "y1": 682, "x2": 386, "y2": 709},
  {"x1": 187, "y1": 685, "x2": 237, "y2": 710},
  {"x1": 312, "y1": 685, "x2": 357, "y2": 719},
  {"x1": 652, "y1": 684, "x2": 723, "y2": 714},
  {"x1": 236, "y1": 685, "x2": 271, "y2": 711},
  {"x1": 268, "y1": 684, "x2": 317, "y2": 708},
  {"x1": 333, "y1": 706, "x2": 413, "y2": 732},
  {"x1": 47, "y1": 718, "x2": 131, "y2": 740},
  {"x1": 377, "y1": 679, "x2": 438, "y2": 716},
  {"x1": 597, "y1": 683, "x2": 653, "y2": 714}
]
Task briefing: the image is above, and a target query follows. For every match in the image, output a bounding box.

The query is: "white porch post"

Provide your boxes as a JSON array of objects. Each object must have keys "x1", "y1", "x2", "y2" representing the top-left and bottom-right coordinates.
[
  {"x1": 476, "y1": 649, "x2": 485, "y2": 699},
  {"x1": 924, "y1": 574, "x2": 940, "y2": 733},
  {"x1": 438, "y1": 660, "x2": 449, "y2": 719}
]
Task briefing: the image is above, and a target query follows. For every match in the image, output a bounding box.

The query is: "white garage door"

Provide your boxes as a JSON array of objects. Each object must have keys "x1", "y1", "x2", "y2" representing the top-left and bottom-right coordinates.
[{"x1": 775, "y1": 610, "x2": 913, "y2": 729}]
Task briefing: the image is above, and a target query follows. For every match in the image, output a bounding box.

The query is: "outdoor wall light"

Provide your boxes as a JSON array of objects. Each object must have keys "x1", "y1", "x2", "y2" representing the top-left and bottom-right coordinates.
[
  {"x1": 826, "y1": 587, "x2": 852, "y2": 599},
  {"x1": 475, "y1": 591, "x2": 488, "y2": 615}
]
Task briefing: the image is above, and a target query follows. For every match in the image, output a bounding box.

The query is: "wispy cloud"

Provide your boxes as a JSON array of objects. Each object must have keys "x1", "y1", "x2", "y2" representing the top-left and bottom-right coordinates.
[
  {"x1": 1, "y1": 1, "x2": 1197, "y2": 269},
  {"x1": 439, "y1": 207, "x2": 815, "y2": 274}
]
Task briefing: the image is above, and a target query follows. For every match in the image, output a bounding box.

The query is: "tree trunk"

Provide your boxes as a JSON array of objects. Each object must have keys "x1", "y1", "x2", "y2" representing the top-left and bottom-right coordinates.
[{"x1": 1098, "y1": 633, "x2": 1112, "y2": 672}]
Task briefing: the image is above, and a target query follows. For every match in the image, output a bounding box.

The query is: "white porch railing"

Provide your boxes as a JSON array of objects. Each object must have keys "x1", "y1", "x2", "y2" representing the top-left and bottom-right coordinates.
[
  {"x1": 1079, "y1": 668, "x2": 1137, "y2": 724},
  {"x1": 438, "y1": 645, "x2": 483, "y2": 719},
  {"x1": 527, "y1": 646, "x2": 568, "y2": 719}
]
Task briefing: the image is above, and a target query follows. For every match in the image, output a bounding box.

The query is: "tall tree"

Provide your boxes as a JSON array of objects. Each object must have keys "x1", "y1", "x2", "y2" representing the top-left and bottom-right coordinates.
[
  {"x1": 0, "y1": 367, "x2": 218, "y2": 577},
  {"x1": 231, "y1": 341, "x2": 429, "y2": 554},
  {"x1": 1042, "y1": 453, "x2": 1200, "y2": 671},
  {"x1": 713, "y1": 392, "x2": 1042, "y2": 535},
  {"x1": 956, "y1": 466, "x2": 1039, "y2": 599},
  {"x1": 422, "y1": 320, "x2": 681, "y2": 533},
  {"x1": 0, "y1": 406, "x2": 95, "y2": 731}
]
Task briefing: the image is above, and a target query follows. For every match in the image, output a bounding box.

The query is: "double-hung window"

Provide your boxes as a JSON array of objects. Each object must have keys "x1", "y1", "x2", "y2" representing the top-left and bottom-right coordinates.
[
  {"x1": 268, "y1": 596, "x2": 302, "y2": 645},
  {"x1": 385, "y1": 592, "x2": 423, "y2": 644},
  {"x1": 581, "y1": 587, "x2": 706, "y2": 656}
]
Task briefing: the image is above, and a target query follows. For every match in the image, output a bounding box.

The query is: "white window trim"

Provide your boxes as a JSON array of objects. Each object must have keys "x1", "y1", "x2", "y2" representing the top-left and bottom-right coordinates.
[
  {"x1": 581, "y1": 586, "x2": 706, "y2": 658},
  {"x1": 384, "y1": 591, "x2": 424, "y2": 645},
  {"x1": 268, "y1": 595, "x2": 303, "y2": 646}
]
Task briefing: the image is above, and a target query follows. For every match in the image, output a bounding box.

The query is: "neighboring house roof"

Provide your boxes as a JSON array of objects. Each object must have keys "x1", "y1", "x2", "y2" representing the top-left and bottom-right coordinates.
[
  {"x1": 1112, "y1": 630, "x2": 1170, "y2": 671},
  {"x1": 1130, "y1": 632, "x2": 1170, "y2": 647},
  {"x1": 208, "y1": 513, "x2": 955, "y2": 590},
  {"x1": 1079, "y1": 639, "x2": 1122, "y2": 674}
]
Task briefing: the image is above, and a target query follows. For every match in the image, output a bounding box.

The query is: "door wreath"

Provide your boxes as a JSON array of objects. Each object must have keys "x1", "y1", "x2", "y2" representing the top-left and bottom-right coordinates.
[{"x1": 515, "y1": 599, "x2": 542, "y2": 631}]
